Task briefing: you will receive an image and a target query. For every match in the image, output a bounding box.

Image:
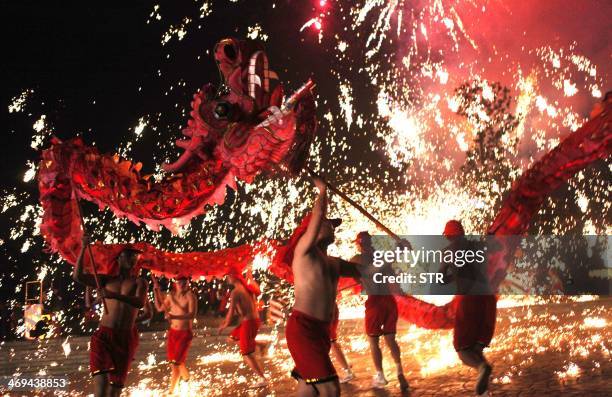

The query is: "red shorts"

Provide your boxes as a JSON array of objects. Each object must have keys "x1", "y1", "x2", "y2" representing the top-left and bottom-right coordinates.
[
  {"x1": 167, "y1": 328, "x2": 193, "y2": 364},
  {"x1": 329, "y1": 305, "x2": 339, "y2": 342},
  {"x1": 286, "y1": 310, "x2": 337, "y2": 384},
  {"x1": 230, "y1": 318, "x2": 260, "y2": 355},
  {"x1": 453, "y1": 295, "x2": 497, "y2": 351},
  {"x1": 89, "y1": 326, "x2": 139, "y2": 387},
  {"x1": 365, "y1": 295, "x2": 398, "y2": 336}
]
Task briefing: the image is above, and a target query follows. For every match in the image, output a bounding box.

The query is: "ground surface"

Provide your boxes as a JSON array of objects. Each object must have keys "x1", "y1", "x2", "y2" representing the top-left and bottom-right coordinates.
[{"x1": 0, "y1": 298, "x2": 610, "y2": 396}]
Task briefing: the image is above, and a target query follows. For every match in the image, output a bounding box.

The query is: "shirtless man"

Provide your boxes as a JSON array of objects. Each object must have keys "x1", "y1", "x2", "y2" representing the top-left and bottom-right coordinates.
[
  {"x1": 352, "y1": 231, "x2": 409, "y2": 391},
  {"x1": 285, "y1": 177, "x2": 360, "y2": 397},
  {"x1": 441, "y1": 220, "x2": 495, "y2": 396},
  {"x1": 72, "y1": 236, "x2": 148, "y2": 397},
  {"x1": 152, "y1": 275, "x2": 197, "y2": 395},
  {"x1": 218, "y1": 272, "x2": 267, "y2": 388}
]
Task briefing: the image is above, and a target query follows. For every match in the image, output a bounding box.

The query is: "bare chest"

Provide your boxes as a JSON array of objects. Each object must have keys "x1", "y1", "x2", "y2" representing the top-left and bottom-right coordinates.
[{"x1": 106, "y1": 278, "x2": 137, "y2": 296}]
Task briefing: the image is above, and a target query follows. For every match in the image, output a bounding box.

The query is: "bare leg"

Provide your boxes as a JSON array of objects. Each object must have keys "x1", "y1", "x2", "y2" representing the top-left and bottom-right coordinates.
[
  {"x1": 297, "y1": 379, "x2": 340, "y2": 397},
  {"x1": 178, "y1": 364, "x2": 190, "y2": 381},
  {"x1": 169, "y1": 364, "x2": 180, "y2": 394},
  {"x1": 458, "y1": 347, "x2": 492, "y2": 395},
  {"x1": 383, "y1": 334, "x2": 409, "y2": 391},
  {"x1": 92, "y1": 373, "x2": 109, "y2": 397},
  {"x1": 109, "y1": 385, "x2": 122, "y2": 397},
  {"x1": 383, "y1": 334, "x2": 403, "y2": 372},
  {"x1": 330, "y1": 341, "x2": 350, "y2": 370},
  {"x1": 368, "y1": 336, "x2": 384, "y2": 373},
  {"x1": 296, "y1": 379, "x2": 317, "y2": 397},
  {"x1": 243, "y1": 353, "x2": 265, "y2": 378},
  {"x1": 310, "y1": 379, "x2": 340, "y2": 397},
  {"x1": 457, "y1": 348, "x2": 484, "y2": 369},
  {"x1": 255, "y1": 340, "x2": 269, "y2": 356}
]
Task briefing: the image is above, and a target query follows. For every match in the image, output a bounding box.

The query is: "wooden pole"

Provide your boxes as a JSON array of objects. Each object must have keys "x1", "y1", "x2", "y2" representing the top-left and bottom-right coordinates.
[
  {"x1": 305, "y1": 167, "x2": 403, "y2": 243},
  {"x1": 74, "y1": 197, "x2": 109, "y2": 314}
]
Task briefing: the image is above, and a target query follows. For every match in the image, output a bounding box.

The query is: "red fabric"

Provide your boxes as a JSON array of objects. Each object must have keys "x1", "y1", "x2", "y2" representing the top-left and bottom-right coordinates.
[
  {"x1": 453, "y1": 295, "x2": 497, "y2": 351},
  {"x1": 166, "y1": 328, "x2": 193, "y2": 364},
  {"x1": 230, "y1": 318, "x2": 261, "y2": 355},
  {"x1": 394, "y1": 295, "x2": 455, "y2": 329},
  {"x1": 226, "y1": 270, "x2": 261, "y2": 296},
  {"x1": 365, "y1": 295, "x2": 398, "y2": 336},
  {"x1": 486, "y1": 104, "x2": 612, "y2": 289},
  {"x1": 37, "y1": 39, "x2": 316, "y2": 275},
  {"x1": 285, "y1": 310, "x2": 337, "y2": 383},
  {"x1": 270, "y1": 213, "x2": 312, "y2": 283},
  {"x1": 38, "y1": 39, "x2": 316, "y2": 233},
  {"x1": 89, "y1": 326, "x2": 139, "y2": 387},
  {"x1": 329, "y1": 304, "x2": 339, "y2": 342}
]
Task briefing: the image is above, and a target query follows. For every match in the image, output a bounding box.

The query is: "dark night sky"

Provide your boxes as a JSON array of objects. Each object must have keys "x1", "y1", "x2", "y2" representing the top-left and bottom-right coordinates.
[
  {"x1": 0, "y1": 1, "x2": 379, "y2": 299},
  {"x1": 0, "y1": 0, "x2": 364, "y2": 180}
]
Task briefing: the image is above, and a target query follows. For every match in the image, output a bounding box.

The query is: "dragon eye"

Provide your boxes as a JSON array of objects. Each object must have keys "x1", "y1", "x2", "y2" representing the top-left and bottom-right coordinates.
[{"x1": 223, "y1": 43, "x2": 237, "y2": 60}]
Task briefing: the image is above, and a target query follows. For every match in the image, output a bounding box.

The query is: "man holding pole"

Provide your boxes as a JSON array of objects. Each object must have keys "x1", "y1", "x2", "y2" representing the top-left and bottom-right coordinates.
[
  {"x1": 72, "y1": 235, "x2": 148, "y2": 397},
  {"x1": 282, "y1": 176, "x2": 361, "y2": 397}
]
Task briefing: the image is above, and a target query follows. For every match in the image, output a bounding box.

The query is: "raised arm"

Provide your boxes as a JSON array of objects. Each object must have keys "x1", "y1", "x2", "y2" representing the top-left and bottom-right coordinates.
[
  {"x1": 72, "y1": 235, "x2": 104, "y2": 288},
  {"x1": 137, "y1": 295, "x2": 153, "y2": 323},
  {"x1": 294, "y1": 177, "x2": 327, "y2": 257},
  {"x1": 151, "y1": 276, "x2": 168, "y2": 312},
  {"x1": 167, "y1": 291, "x2": 198, "y2": 320}
]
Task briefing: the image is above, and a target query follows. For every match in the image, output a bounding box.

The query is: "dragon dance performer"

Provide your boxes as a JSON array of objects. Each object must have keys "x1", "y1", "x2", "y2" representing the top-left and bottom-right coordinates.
[
  {"x1": 351, "y1": 231, "x2": 409, "y2": 391},
  {"x1": 440, "y1": 220, "x2": 496, "y2": 396},
  {"x1": 218, "y1": 271, "x2": 268, "y2": 389},
  {"x1": 329, "y1": 303, "x2": 354, "y2": 383},
  {"x1": 152, "y1": 275, "x2": 197, "y2": 395},
  {"x1": 72, "y1": 235, "x2": 148, "y2": 397},
  {"x1": 284, "y1": 176, "x2": 361, "y2": 397}
]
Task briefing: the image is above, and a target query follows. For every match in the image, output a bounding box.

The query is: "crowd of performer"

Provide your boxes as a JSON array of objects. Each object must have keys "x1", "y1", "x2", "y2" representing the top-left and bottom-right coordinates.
[{"x1": 69, "y1": 175, "x2": 497, "y2": 397}]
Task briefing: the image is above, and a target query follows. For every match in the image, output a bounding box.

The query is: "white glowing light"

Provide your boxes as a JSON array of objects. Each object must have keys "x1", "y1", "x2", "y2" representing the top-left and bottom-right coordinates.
[
  {"x1": 8, "y1": 89, "x2": 33, "y2": 113},
  {"x1": 62, "y1": 337, "x2": 71, "y2": 357},
  {"x1": 134, "y1": 117, "x2": 148, "y2": 138},
  {"x1": 583, "y1": 317, "x2": 606, "y2": 328},
  {"x1": 563, "y1": 79, "x2": 578, "y2": 97}
]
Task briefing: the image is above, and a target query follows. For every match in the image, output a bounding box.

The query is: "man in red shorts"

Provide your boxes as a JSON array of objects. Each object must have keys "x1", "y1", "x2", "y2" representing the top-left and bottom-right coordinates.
[
  {"x1": 352, "y1": 231, "x2": 409, "y2": 391},
  {"x1": 280, "y1": 176, "x2": 361, "y2": 396},
  {"x1": 441, "y1": 220, "x2": 496, "y2": 396},
  {"x1": 152, "y1": 275, "x2": 197, "y2": 394},
  {"x1": 218, "y1": 271, "x2": 267, "y2": 388},
  {"x1": 72, "y1": 235, "x2": 148, "y2": 397}
]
